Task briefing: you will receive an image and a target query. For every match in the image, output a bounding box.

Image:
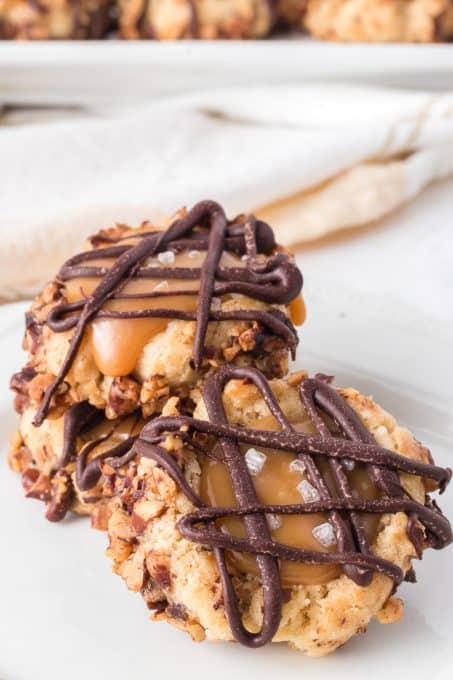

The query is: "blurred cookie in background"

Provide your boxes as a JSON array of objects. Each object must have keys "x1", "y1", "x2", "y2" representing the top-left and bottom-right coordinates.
[
  {"x1": 0, "y1": 0, "x2": 111, "y2": 39},
  {"x1": 118, "y1": 0, "x2": 275, "y2": 40},
  {"x1": 304, "y1": 0, "x2": 453, "y2": 43}
]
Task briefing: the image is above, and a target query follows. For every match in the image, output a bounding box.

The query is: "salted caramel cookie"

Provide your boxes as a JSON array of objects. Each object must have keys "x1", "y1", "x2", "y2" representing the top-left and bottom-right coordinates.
[
  {"x1": 12, "y1": 200, "x2": 304, "y2": 425},
  {"x1": 0, "y1": 0, "x2": 111, "y2": 39},
  {"x1": 304, "y1": 0, "x2": 453, "y2": 42},
  {"x1": 117, "y1": 0, "x2": 274, "y2": 40},
  {"x1": 105, "y1": 366, "x2": 451, "y2": 655}
]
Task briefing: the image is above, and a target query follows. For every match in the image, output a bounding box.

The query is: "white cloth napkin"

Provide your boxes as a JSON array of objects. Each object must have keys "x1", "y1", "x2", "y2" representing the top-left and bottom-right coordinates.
[{"x1": 1, "y1": 84, "x2": 453, "y2": 301}]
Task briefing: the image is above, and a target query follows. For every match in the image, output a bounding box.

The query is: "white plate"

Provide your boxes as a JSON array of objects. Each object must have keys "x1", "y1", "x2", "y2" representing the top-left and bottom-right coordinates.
[
  {"x1": 1, "y1": 181, "x2": 452, "y2": 679},
  {"x1": 1, "y1": 41, "x2": 453, "y2": 105},
  {"x1": 1, "y1": 287, "x2": 452, "y2": 680}
]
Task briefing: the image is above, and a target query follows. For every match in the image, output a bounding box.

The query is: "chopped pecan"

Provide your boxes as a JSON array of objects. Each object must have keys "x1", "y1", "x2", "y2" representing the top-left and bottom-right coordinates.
[
  {"x1": 28, "y1": 373, "x2": 54, "y2": 403},
  {"x1": 238, "y1": 325, "x2": 259, "y2": 353},
  {"x1": 10, "y1": 366, "x2": 37, "y2": 414},
  {"x1": 145, "y1": 598, "x2": 168, "y2": 613},
  {"x1": 140, "y1": 375, "x2": 170, "y2": 417},
  {"x1": 145, "y1": 552, "x2": 171, "y2": 590},
  {"x1": 134, "y1": 497, "x2": 165, "y2": 523},
  {"x1": 91, "y1": 502, "x2": 111, "y2": 531},
  {"x1": 8, "y1": 438, "x2": 33, "y2": 474},
  {"x1": 287, "y1": 370, "x2": 308, "y2": 387},
  {"x1": 106, "y1": 376, "x2": 140, "y2": 419},
  {"x1": 166, "y1": 603, "x2": 188, "y2": 621},
  {"x1": 88, "y1": 223, "x2": 137, "y2": 248},
  {"x1": 132, "y1": 512, "x2": 148, "y2": 534},
  {"x1": 22, "y1": 468, "x2": 52, "y2": 502},
  {"x1": 108, "y1": 506, "x2": 137, "y2": 542},
  {"x1": 121, "y1": 550, "x2": 147, "y2": 592},
  {"x1": 40, "y1": 282, "x2": 62, "y2": 306},
  {"x1": 45, "y1": 469, "x2": 74, "y2": 522},
  {"x1": 106, "y1": 535, "x2": 134, "y2": 572},
  {"x1": 25, "y1": 313, "x2": 42, "y2": 355},
  {"x1": 27, "y1": 373, "x2": 69, "y2": 410},
  {"x1": 161, "y1": 396, "x2": 180, "y2": 417},
  {"x1": 257, "y1": 347, "x2": 288, "y2": 379},
  {"x1": 152, "y1": 606, "x2": 205, "y2": 642}
]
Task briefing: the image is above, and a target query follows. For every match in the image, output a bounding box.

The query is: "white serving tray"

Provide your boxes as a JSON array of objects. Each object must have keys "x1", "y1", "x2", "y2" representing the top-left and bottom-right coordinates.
[{"x1": 1, "y1": 41, "x2": 453, "y2": 105}]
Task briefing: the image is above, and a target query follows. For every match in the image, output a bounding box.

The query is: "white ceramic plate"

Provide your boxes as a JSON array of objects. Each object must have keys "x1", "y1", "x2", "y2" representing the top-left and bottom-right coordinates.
[
  {"x1": 1, "y1": 286, "x2": 452, "y2": 680},
  {"x1": 1, "y1": 42, "x2": 453, "y2": 105}
]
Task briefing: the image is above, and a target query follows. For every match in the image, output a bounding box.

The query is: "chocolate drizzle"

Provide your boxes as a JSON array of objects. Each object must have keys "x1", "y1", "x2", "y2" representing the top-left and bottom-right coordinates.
[
  {"x1": 40, "y1": 402, "x2": 140, "y2": 521},
  {"x1": 33, "y1": 200, "x2": 302, "y2": 427},
  {"x1": 63, "y1": 403, "x2": 141, "y2": 494},
  {"x1": 103, "y1": 366, "x2": 452, "y2": 648}
]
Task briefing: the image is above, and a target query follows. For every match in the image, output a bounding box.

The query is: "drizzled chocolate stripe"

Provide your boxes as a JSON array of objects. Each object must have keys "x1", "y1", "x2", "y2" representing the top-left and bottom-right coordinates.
[
  {"x1": 76, "y1": 435, "x2": 139, "y2": 492},
  {"x1": 60, "y1": 401, "x2": 102, "y2": 468},
  {"x1": 104, "y1": 366, "x2": 452, "y2": 648},
  {"x1": 33, "y1": 200, "x2": 302, "y2": 427}
]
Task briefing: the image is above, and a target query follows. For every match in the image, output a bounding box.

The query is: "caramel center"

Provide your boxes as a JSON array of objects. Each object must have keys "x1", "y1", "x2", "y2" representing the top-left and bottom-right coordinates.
[
  {"x1": 64, "y1": 237, "x2": 305, "y2": 377},
  {"x1": 80, "y1": 412, "x2": 144, "y2": 459},
  {"x1": 201, "y1": 415, "x2": 379, "y2": 586}
]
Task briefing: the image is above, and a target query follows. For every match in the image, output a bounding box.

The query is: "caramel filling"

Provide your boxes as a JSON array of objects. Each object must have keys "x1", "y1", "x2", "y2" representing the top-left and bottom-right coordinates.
[
  {"x1": 64, "y1": 241, "x2": 305, "y2": 377},
  {"x1": 201, "y1": 415, "x2": 379, "y2": 586},
  {"x1": 289, "y1": 293, "x2": 306, "y2": 326},
  {"x1": 80, "y1": 412, "x2": 144, "y2": 460}
]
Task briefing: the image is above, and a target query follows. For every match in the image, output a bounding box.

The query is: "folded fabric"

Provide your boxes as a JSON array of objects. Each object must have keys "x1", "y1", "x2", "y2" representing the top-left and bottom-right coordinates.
[{"x1": 1, "y1": 84, "x2": 453, "y2": 300}]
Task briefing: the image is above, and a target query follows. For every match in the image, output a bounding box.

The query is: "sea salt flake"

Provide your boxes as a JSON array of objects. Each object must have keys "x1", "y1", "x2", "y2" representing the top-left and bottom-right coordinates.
[
  {"x1": 157, "y1": 250, "x2": 175, "y2": 264},
  {"x1": 289, "y1": 458, "x2": 306, "y2": 475},
  {"x1": 297, "y1": 480, "x2": 320, "y2": 503},
  {"x1": 241, "y1": 254, "x2": 249, "y2": 262},
  {"x1": 210, "y1": 297, "x2": 221, "y2": 311},
  {"x1": 342, "y1": 458, "x2": 355, "y2": 471},
  {"x1": 153, "y1": 280, "x2": 169, "y2": 292},
  {"x1": 188, "y1": 250, "x2": 201, "y2": 259},
  {"x1": 244, "y1": 448, "x2": 266, "y2": 476},
  {"x1": 266, "y1": 514, "x2": 282, "y2": 531},
  {"x1": 312, "y1": 522, "x2": 337, "y2": 548}
]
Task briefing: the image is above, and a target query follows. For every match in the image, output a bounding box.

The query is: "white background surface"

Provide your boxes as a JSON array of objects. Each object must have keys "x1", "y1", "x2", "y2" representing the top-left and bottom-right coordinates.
[{"x1": 0, "y1": 178, "x2": 452, "y2": 680}]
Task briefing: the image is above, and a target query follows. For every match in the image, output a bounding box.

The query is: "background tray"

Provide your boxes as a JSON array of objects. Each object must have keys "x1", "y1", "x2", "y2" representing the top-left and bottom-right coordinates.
[{"x1": 1, "y1": 41, "x2": 453, "y2": 105}]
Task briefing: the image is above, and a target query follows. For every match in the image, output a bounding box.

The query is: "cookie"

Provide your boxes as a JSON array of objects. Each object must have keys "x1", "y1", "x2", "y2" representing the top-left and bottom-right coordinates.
[
  {"x1": 304, "y1": 0, "x2": 453, "y2": 42},
  {"x1": 12, "y1": 200, "x2": 304, "y2": 425},
  {"x1": 117, "y1": 0, "x2": 275, "y2": 40},
  {"x1": 0, "y1": 0, "x2": 111, "y2": 39},
  {"x1": 105, "y1": 366, "x2": 451, "y2": 655}
]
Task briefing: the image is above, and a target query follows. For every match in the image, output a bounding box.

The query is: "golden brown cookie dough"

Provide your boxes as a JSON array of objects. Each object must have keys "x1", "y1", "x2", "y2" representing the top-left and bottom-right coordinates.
[
  {"x1": 304, "y1": 0, "x2": 453, "y2": 42},
  {"x1": 118, "y1": 0, "x2": 275, "y2": 40},
  {"x1": 0, "y1": 0, "x2": 111, "y2": 39},
  {"x1": 105, "y1": 368, "x2": 451, "y2": 655},
  {"x1": 12, "y1": 201, "x2": 304, "y2": 425}
]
